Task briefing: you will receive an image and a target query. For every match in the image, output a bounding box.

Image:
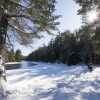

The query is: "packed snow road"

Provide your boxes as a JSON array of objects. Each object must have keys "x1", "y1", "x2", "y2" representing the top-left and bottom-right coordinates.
[{"x1": 1, "y1": 61, "x2": 100, "y2": 100}]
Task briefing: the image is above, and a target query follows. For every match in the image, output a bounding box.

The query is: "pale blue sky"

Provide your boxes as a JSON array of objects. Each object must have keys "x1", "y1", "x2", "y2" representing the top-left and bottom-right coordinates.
[{"x1": 15, "y1": 0, "x2": 82, "y2": 56}]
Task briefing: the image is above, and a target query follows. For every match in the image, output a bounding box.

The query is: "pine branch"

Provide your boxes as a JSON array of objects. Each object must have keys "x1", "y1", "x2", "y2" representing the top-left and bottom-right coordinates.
[
  {"x1": 8, "y1": 14, "x2": 34, "y2": 21},
  {"x1": 9, "y1": 24, "x2": 26, "y2": 34},
  {"x1": 8, "y1": 1, "x2": 26, "y2": 8}
]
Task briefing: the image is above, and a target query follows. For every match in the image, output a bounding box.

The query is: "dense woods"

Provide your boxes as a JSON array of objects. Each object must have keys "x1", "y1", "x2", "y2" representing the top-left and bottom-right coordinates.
[
  {"x1": 26, "y1": 0, "x2": 100, "y2": 65},
  {"x1": 26, "y1": 30, "x2": 100, "y2": 65}
]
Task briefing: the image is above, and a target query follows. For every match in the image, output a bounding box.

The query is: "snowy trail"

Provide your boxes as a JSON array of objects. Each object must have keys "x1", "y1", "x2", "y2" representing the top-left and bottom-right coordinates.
[{"x1": 1, "y1": 62, "x2": 100, "y2": 100}]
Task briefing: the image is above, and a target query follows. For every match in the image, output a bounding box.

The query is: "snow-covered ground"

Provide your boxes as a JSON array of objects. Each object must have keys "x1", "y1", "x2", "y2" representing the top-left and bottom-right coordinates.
[{"x1": 1, "y1": 61, "x2": 100, "y2": 100}]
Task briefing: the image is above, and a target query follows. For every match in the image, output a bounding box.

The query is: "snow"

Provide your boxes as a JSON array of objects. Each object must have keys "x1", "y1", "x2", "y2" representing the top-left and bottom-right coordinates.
[
  {"x1": 0, "y1": 61, "x2": 7, "y2": 97},
  {"x1": 6, "y1": 62, "x2": 21, "y2": 65},
  {"x1": 1, "y1": 61, "x2": 100, "y2": 100}
]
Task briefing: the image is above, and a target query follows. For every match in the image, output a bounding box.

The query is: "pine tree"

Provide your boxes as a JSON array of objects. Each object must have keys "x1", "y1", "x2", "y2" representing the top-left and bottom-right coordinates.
[
  {"x1": 0, "y1": 0, "x2": 60, "y2": 82},
  {"x1": 15, "y1": 49, "x2": 22, "y2": 62},
  {"x1": 74, "y1": 0, "x2": 100, "y2": 63},
  {"x1": 8, "y1": 48, "x2": 15, "y2": 62}
]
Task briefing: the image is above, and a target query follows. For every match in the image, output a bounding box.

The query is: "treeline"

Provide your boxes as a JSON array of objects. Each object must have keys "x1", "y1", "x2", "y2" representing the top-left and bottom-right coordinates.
[
  {"x1": 5, "y1": 48, "x2": 23, "y2": 63},
  {"x1": 26, "y1": 30, "x2": 100, "y2": 65}
]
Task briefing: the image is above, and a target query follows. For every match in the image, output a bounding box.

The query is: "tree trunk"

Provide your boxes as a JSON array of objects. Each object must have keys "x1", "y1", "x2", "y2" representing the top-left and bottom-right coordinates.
[{"x1": 0, "y1": 15, "x2": 8, "y2": 81}]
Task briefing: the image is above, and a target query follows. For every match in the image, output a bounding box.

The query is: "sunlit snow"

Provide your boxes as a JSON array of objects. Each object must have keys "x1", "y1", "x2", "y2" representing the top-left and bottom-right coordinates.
[{"x1": 0, "y1": 61, "x2": 100, "y2": 100}]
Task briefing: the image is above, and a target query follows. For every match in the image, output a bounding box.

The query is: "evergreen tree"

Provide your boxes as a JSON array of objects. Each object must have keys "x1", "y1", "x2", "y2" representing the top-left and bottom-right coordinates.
[
  {"x1": 15, "y1": 49, "x2": 22, "y2": 62},
  {"x1": 26, "y1": 29, "x2": 98, "y2": 65},
  {"x1": 8, "y1": 48, "x2": 15, "y2": 62},
  {"x1": 46, "y1": 39, "x2": 56, "y2": 62},
  {"x1": 0, "y1": 0, "x2": 60, "y2": 81},
  {"x1": 26, "y1": 31, "x2": 81, "y2": 65},
  {"x1": 74, "y1": 0, "x2": 100, "y2": 63}
]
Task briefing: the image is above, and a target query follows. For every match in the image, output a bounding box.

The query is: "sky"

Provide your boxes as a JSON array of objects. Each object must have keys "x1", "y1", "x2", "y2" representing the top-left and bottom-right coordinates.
[{"x1": 15, "y1": 0, "x2": 82, "y2": 56}]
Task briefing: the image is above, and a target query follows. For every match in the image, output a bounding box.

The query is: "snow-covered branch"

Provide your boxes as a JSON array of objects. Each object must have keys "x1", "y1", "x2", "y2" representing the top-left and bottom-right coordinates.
[
  {"x1": 9, "y1": 24, "x2": 34, "y2": 35},
  {"x1": 8, "y1": 14, "x2": 34, "y2": 22}
]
